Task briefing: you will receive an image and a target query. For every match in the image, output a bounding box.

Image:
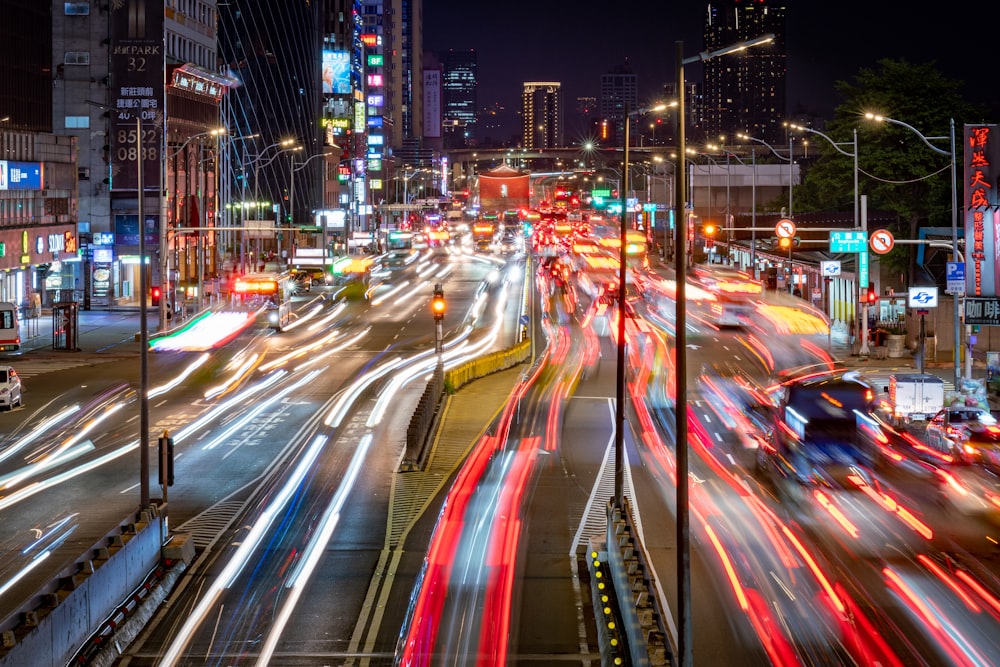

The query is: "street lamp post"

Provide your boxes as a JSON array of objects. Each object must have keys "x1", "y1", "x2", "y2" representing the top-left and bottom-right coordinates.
[
  {"x1": 87, "y1": 100, "x2": 153, "y2": 509},
  {"x1": 249, "y1": 140, "x2": 299, "y2": 267},
  {"x1": 616, "y1": 101, "x2": 667, "y2": 506},
  {"x1": 676, "y1": 34, "x2": 773, "y2": 667},
  {"x1": 288, "y1": 150, "x2": 337, "y2": 267},
  {"x1": 787, "y1": 124, "x2": 865, "y2": 350},
  {"x1": 866, "y1": 113, "x2": 960, "y2": 383}
]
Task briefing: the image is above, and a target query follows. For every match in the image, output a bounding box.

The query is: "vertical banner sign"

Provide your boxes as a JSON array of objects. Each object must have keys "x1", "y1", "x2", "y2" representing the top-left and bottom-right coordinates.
[
  {"x1": 110, "y1": 0, "x2": 163, "y2": 191},
  {"x1": 423, "y1": 69, "x2": 442, "y2": 139},
  {"x1": 964, "y1": 124, "x2": 999, "y2": 297}
]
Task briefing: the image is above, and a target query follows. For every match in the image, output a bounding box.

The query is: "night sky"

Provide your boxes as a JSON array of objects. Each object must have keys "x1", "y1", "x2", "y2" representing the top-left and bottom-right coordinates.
[{"x1": 423, "y1": 1, "x2": 997, "y2": 140}]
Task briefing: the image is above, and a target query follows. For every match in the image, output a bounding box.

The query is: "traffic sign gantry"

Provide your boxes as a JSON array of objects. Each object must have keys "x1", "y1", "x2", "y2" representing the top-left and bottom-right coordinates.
[{"x1": 870, "y1": 229, "x2": 894, "y2": 255}]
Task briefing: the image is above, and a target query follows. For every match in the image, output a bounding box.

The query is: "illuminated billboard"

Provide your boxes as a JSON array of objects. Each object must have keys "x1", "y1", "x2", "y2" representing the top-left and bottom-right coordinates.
[
  {"x1": 0, "y1": 161, "x2": 41, "y2": 190},
  {"x1": 322, "y1": 50, "x2": 351, "y2": 95},
  {"x1": 965, "y1": 124, "x2": 1000, "y2": 297}
]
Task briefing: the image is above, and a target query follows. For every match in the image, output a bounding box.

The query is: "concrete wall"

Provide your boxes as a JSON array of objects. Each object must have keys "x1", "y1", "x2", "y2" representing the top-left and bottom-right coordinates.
[{"x1": 0, "y1": 509, "x2": 165, "y2": 667}]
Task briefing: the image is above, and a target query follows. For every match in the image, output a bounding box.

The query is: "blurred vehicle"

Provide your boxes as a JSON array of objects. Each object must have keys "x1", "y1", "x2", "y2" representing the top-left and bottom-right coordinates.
[
  {"x1": 924, "y1": 406, "x2": 1000, "y2": 464},
  {"x1": 0, "y1": 302, "x2": 20, "y2": 352},
  {"x1": 883, "y1": 373, "x2": 945, "y2": 425},
  {"x1": 475, "y1": 239, "x2": 491, "y2": 253},
  {"x1": 757, "y1": 370, "x2": 881, "y2": 491},
  {"x1": 0, "y1": 365, "x2": 21, "y2": 409},
  {"x1": 291, "y1": 272, "x2": 312, "y2": 294}
]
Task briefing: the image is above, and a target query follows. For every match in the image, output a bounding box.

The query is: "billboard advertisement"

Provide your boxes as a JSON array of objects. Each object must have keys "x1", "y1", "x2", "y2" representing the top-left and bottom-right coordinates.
[
  {"x1": 0, "y1": 161, "x2": 41, "y2": 190},
  {"x1": 423, "y1": 69, "x2": 441, "y2": 139},
  {"x1": 110, "y1": 0, "x2": 163, "y2": 191},
  {"x1": 964, "y1": 124, "x2": 1000, "y2": 297},
  {"x1": 322, "y1": 50, "x2": 351, "y2": 95}
]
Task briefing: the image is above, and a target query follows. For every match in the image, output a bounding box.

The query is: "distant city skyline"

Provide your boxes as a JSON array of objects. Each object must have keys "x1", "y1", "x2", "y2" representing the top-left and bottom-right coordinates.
[{"x1": 424, "y1": 1, "x2": 999, "y2": 142}]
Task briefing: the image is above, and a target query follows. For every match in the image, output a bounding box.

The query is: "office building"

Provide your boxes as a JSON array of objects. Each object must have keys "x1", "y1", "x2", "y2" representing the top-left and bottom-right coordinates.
[
  {"x1": 702, "y1": 0, "x2": 787, "y2": 144},
  {"x1": 440, "y1": 49, "x2": 478, "y2": 149},
  {"x1": 522, "y1": 82, "x2": 562, "y2": 150},
  {"x1": 599, "y1": 66, "x2": 637, "y2": 146}
]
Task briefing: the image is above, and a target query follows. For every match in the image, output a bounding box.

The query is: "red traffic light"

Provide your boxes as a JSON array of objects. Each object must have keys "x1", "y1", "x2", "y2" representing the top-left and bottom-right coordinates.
[
  {"x1": 151, "y1": 286, "x2": 161, "y2": 306},
  {"x1": 866, "y1": 283, "x2": 878, "y2": 305}
]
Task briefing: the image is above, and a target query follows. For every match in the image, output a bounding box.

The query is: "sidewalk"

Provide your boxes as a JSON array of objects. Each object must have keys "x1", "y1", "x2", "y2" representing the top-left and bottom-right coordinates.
[{"x1": 16, "y1": 308, "x2": 147, "y2": 357}]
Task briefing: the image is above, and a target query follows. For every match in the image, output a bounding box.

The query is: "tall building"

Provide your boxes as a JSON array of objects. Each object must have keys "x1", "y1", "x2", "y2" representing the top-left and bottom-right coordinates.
[
  {"x1": 440, "y1": 49, "x2": 477, "y2": 149},
  {"x1": 218, "y1": 0, "x2": 327, "y2": 244},
  {"x1": 599, "y1": 66, "x2": 637, "y2": 146},
  {"x1": 702, "y1": 0, "x2": 787, "y2": 144},
  {"x1": 522, "y1": 82, "x2": 562, "y2": 150}
]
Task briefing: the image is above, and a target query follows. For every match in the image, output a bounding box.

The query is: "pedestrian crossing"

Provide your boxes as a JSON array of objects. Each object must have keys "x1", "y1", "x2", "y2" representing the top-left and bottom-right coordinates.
[{"x1": 5, "y1": 356, "x2": 120, "y2": 380}]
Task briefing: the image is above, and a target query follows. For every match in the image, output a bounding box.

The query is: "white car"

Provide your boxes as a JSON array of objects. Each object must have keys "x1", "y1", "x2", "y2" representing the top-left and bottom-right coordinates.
[{"x1": 0, "y1": 366, "x2": 21, "y2": 409}]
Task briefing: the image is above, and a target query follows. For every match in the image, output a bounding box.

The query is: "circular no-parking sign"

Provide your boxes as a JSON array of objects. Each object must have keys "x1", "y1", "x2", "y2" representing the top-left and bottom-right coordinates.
[
  {"x1": 775, "y1": 218, "x2": 796, "y2": 238},
  {"x1": 870, "y1": 229, "x2": 894, "y2": 254}
]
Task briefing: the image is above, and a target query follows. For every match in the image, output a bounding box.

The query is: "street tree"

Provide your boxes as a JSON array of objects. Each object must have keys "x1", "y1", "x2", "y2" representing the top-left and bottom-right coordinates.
[{"x1": 793, "y1": 58, "x2": 986, "y2": 285}]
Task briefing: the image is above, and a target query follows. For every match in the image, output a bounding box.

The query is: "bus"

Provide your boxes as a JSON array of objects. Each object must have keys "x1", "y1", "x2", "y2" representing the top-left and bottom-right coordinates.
[
  {"x1": 385, "y1": 230, "x2": 415, "y2": 267},
  {"x1": 0, "y1": 303, "x2": 19, "y2": 352},
  {"x1": 231, "y1": 272, "x2": 294, "y2": 331}
]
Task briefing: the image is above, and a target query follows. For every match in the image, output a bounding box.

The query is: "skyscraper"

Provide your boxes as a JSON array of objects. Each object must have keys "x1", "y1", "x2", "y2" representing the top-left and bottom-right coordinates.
[
  {"x1": 600, "y1": 66, "x2": 637, "y2": 146},
  {"x1": 522, "y1": 82, "x2": 562, "y2": 150},
  {"x1": 702, "y1": 0, "x2": 787, "y2": 144},
  {"x1": 440, "y1": 49, "x2": 478, "y2": 149}
]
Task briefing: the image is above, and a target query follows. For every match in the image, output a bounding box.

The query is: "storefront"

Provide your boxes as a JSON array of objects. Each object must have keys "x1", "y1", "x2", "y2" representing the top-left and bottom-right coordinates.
[{"x1": 0, "y1": 225, "x2": 78, "y2": 309}]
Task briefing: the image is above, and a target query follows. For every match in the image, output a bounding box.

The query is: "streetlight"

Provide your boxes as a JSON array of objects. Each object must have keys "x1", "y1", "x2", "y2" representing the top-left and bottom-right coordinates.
[
  {"x1": 616, "y1": 100, "x2": 668, "y2": 507},
  {"x1": 249, "y1": 140, "x2": 298, "y2": 267},
  {"x1": 675, "y1": 34, "x2": 773, "y2": 667},
  {"x1": 786, "y1": 123, "x2": 865, "y2": 351},
  {"x1": 164, "y1": 128, "x2": 226, "y2": 320},
  {"x1": 87, "y1": 99, "x2": 153, "y2": 509},
  {"x1": 288, "y1": 150, "x2": 338, "y2": 267},
  {"x1": 865, "y1": 112, "x2": 960, "y2": 383},
  {"x1": 737, "y1": 131, "x2": 794, "y2": 218}
]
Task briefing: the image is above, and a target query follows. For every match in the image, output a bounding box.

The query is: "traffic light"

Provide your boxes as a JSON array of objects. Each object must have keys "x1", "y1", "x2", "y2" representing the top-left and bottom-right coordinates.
[
  {"x1": 158, "y1": 430, "x2": 174, "y2": 487},
  {"x1": 431, "y1": 284, "x2": 445, "y2": 321},
  {"x1": 699, "y1": 223, "x2": 718, "y2": 237},
  {"x1": 151, "y1": 286, "x2": 161, "y2": 306},
  {"x1": 772, "y1": 236, "x2": 800, "y2": 250},
  {"x1": 866, "y1": 282, "x2": 877, "y2": 305}
]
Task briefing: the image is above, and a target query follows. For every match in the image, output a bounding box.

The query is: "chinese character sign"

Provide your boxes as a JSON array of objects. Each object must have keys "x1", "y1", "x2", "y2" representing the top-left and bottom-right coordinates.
[
  {"x1": 110, "y1": 0, "x2": 164, "y2": 192},
  {"x1": 964, "y1": 124, "x2": 1000, "y2": 297}
]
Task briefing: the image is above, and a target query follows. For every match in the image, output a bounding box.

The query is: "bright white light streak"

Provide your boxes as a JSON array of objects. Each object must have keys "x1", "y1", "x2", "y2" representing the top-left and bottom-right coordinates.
[
  {"x1": 254, "y1": 433, "x2": 374, "y2": 666},
  {"x1": 368, "y1": 356, "x2": 439, "y2": 427},
  {"x1": 0, "y1": 550, "x2": 49, "y2": 598},
  {"x1": 2, "y1": 441, "x2": 96, "y2": 489},
  {"x1": 279, "y1": 301, "x2": 325, "y2": 332},
  {"x1": 394, "y1": 282, "x2": 430, "y2": 308},
  {"x1": 305, "y1": 301, "x2": 346, "y2": 332},
  {"x1": 201, "y1": 370, "x2": 322, "y2": 450},
  {"x1": 370, "y1": 280, "x2": 411, "y2": 307},
  {"x1": 294, "y1": 327, "x2": 371, "y2": 372},
  {"x1": 259, "y1": 330, "x2": 339, "y2": 372},
  {"x1": 158, "y1": 435, "x2": 329, "y2": 667},
  {"x1": 22, "y1": 515, "x2": 77, "y2": 555},
  {"x1": 174, "y1": 371, "x2": 288, "y2": 444},
  {"x1": 435, "y1": 264, "x2": 452, "y2": 279},
  {"x1": 324, "y1": 356, "x2": 405, "y2": 428},
  {"x1": 204, "y1": 354, "x2": 260, "y2": 399},
  {"x1": 0, "y1": 440, "x2": 132, "y2": 511},
  {"x1": 150, "y1": 353, "x2": 210, "y2": 398},
  {"x1": 0, "y1": 404, "x2": 81, "y2": 464}
]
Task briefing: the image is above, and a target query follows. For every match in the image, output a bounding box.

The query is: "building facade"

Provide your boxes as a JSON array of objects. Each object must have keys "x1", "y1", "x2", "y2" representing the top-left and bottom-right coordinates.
[
  {"x1": 702, "y1": 0, "x2": 787, "y2": 144},
  {"x1": 439, "y1": 49, "x2": 477, "y2": 149},
  {"x1": 522, "y1": 82, "x2": 562, "y2": 150},
  {"x1": 599, "y1": 67, "x2": 637, "y2": 146}
]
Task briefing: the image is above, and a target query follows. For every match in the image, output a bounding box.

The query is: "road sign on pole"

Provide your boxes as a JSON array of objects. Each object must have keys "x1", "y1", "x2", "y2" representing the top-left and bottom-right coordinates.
[
  {"x1": 870, "y1": 229, "x2": 894, "y2": 254},
  {"x1": 775, "y1": 219, "x2": 796, "y2": 238}
]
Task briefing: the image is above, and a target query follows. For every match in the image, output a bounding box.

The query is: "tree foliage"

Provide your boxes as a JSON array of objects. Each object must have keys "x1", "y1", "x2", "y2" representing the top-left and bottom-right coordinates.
[{"x1": 793, "y1": 59, "x2": 986, "y2": 283}]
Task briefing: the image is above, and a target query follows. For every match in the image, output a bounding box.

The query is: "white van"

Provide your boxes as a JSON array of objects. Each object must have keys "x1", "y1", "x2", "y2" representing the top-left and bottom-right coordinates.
[{"x1": 0, "y1": 303, "x2": 20, "y2": 352}]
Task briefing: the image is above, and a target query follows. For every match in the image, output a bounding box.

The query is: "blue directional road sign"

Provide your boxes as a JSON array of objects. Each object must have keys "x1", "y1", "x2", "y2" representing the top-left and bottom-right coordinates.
[
  {"x1": 829, "y1": 231, "x2": 868, "y2": 253},
  {"x1": 519, "y1": 314, "x2": 529, "y2": 326}
]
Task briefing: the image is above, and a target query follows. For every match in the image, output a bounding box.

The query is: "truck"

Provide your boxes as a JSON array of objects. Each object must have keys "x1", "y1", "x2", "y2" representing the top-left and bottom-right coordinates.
[{"x1": 886, "y1": 373, "x2": 945, "y2": 425}]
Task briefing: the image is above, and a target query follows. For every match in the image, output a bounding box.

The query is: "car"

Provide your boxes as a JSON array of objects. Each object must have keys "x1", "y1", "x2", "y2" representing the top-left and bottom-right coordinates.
[
  {"x1": 475, "y1": 240, "x2": 491, "y2": 253},
  {"x1": 0, "y1": 366, "x2": 21, "y2": 409},
  {"x1": 924, "y1": 406, "x2": 1000, "y2": 464}
]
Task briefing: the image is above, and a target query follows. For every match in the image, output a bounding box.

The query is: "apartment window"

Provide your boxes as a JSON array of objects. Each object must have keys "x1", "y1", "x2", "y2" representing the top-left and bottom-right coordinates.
[
  {"x1": 64, "y1": 51, "x2": 91, "y2": 66},
  {"x1": 64, "y1": 2, "x2": 90, "y2": 15},
  {"x1": 65, "y1": 115, "x2": 90, "y2": 129}
]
